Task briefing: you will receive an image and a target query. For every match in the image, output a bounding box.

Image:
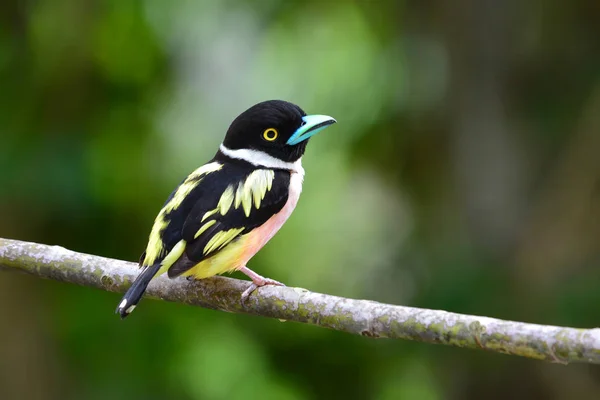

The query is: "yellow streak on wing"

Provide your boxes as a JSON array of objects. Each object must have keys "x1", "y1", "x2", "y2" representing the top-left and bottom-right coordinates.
[
  {"x1": 218, "y1": 186, "x2": 235, "y2": 215},
  {"x1": 200, "y1": 185, "x2": 235, "y2": 223},
  {"x1": 201, "y1": 209, "x2": 217, "y2": 222},
  {"x1": 240, "y1": 186, "x2": 252, "y2": 217},
  {"x1": 164, "y1": 162, "x2": 222, "y2": 213},
  {"x1": 252, "y1": 184, "x2": 262, "y2": 209},
  {"x1": 144, "y1": 214, "x2": 168, "y2": 266},
  {"x1": 143, "y1": 162, "x2": 221, "y2": 266},
  {"x1": 203, "y1": 228, "x2": 244, "y2": 255},
  {"x1": 266, "y1": 172, "x2": 273, "y2": 190},
  {"x1": 235, "y1": 170, "x2": 275, "y2": 217},
  {"x1": 196, "y1": 170, "x2": 278, "y2": 228},
  {"x1": 156, "y1": 240, "x2": 187, "y2": 276},
  {"x1": 249, "y1": 170, "x2": 269, "y2": 209},
  {"x1": 194, "y1": 219, "x2": 217, "y2": 239},
  {"x1": 265, "y1": 170, "x2": 274, "y2": 197},
  {"x1": 234, "y1": 183, "x2": 244, "y2": 209},
  {"x1": 243, "y1": 171, "x2": 259, "y2": 209}
]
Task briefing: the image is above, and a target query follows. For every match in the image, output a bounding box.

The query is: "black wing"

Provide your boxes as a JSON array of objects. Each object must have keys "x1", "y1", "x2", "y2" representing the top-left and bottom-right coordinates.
[
  {"x1": 166, "y1": 166, "x2": 291, "y2": 277},
  {"x1": 140, "y1": 161, "x2": 225, "y2": 268}
]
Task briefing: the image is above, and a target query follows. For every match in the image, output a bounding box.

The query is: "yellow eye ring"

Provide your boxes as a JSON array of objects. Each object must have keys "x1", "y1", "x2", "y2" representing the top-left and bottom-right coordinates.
[{"x1": 263, "y1": 128, "x2": 278, "y2": 141}]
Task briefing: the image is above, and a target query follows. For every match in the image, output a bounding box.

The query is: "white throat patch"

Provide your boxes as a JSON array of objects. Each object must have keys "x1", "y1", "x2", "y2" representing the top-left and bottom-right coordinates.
[{"x1": 219, "y1": 144, "x2": 304, "y2": 176}]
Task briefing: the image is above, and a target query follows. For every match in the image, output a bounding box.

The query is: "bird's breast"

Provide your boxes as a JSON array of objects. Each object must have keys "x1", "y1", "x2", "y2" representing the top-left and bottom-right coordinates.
[{"x1": 240, "y1": 171, "x2": 303, "y2": 262}]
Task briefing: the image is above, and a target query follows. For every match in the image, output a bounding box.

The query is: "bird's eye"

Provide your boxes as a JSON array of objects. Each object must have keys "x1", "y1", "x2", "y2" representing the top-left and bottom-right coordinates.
[{"x1": 262, "y1": 128, "x2": 278, "y2": 142}]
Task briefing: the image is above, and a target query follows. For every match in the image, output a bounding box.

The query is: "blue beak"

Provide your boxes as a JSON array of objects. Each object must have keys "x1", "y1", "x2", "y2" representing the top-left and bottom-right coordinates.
[{"x1": 287, "y1": 115, "x2": 337, "y2": 145}]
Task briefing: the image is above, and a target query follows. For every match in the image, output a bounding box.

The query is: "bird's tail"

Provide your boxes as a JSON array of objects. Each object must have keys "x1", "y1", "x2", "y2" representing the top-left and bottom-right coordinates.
[{"x1": 116, "y1": 263, "x2": 162, "y2": 319}]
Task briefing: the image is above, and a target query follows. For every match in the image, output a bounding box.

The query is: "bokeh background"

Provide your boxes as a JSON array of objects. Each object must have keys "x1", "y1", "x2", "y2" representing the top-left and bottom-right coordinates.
[{"x1": 1, "y1": 0, "x2": 600, "y2": 399}]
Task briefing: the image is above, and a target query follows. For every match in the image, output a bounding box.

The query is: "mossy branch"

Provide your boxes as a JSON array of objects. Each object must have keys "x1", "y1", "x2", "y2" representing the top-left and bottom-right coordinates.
[{"x1": 1, "y1": 237, "x2": 599, "y2": 364}]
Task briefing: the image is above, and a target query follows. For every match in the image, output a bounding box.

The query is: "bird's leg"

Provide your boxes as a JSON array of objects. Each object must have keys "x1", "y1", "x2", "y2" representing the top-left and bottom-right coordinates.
[{"x1": 239, "y1": 266, "x2": 285, "y2": 304}]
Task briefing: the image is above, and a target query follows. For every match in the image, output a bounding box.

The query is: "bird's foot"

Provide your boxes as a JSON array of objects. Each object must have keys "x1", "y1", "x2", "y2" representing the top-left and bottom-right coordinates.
[
  {"x1": 241, "y1": 278, "x2": 286, "y2": 305},
  {"x1": 239, "y1": 266, "x2": 285, "y2": 305}
]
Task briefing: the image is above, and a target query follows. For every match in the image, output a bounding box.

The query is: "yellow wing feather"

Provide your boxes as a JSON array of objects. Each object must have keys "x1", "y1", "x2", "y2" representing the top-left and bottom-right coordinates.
[
  {"x1": 217, "y1": 186, "x2": 235, "y2": 215},
  {"x1": 143, "y1": 162, "x2": 222, "y2": 266},
  {"x1": 144, "y1": 166, "x2": 276, "y2": 277},
  {"x1": 156, "y1": 240, "x2": 187, "y2": 276},
  {"x1": 203, "y1": 228, "x2": 244, "y2": 255},
  {"x1": 194, "y1": 219, "x2": 216, "y2": 239}
]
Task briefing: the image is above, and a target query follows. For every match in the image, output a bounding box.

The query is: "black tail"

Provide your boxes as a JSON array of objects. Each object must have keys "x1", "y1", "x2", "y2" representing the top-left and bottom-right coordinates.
[{"x1": 116, "y1": 263, "x2": 162, "y2": 319}]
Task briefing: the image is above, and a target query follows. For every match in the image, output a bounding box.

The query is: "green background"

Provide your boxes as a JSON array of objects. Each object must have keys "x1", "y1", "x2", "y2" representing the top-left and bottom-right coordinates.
[{"x1": 1, "y1": 1, "x2": 600, "y2": 399}]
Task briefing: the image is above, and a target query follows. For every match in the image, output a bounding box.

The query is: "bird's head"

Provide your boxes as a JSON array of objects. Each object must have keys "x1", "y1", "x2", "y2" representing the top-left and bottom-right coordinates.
[{"x1": 223, "y1": 100, "x2": 336, "y2": 163}]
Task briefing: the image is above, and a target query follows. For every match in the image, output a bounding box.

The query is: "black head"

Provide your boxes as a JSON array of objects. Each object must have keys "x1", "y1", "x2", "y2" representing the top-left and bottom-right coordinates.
[{"x1": 222, "y1": 100, "x2": 335, "y2": 163}]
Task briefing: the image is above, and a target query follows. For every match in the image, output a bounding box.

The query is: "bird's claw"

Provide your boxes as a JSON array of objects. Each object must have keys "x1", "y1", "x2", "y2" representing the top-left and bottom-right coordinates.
[{"x1": 241, "y1": 277, "x2": 285, "y2": 305}]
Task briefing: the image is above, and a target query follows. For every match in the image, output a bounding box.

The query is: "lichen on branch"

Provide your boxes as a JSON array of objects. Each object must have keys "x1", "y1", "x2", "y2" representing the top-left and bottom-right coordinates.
[{"x1": 1, "y1": 237, "x2": 599, "y2": 365}]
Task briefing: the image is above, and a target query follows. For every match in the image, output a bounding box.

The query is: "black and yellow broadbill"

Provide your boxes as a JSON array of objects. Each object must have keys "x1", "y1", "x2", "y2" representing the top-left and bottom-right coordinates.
[{"x1": 116, "y1": 100, "x2": 336, "y2": 318}]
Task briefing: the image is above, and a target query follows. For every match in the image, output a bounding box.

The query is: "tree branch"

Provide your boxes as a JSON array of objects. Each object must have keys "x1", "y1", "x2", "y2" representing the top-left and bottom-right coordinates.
[{"x1": 1, "y1": 237, "x2": 598, "y2": 364}]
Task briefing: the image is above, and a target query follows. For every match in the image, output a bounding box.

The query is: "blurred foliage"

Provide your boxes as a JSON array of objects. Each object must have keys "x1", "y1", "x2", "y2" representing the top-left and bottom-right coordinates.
[{"x1": 2, "y1": 0, "x2": 600, "y2": 399}]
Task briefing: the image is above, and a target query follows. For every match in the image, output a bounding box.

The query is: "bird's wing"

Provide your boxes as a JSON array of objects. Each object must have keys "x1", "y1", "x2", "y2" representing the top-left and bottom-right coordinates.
[
  {"x1": 166, "y1": 167, "x2": 291, "y2": 278},
  {"x1": 140, "y1": 161, "x2": 225, "y2": 268}
]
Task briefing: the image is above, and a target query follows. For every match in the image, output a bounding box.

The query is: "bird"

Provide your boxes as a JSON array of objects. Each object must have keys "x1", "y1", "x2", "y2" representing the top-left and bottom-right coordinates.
[{"x1": 116, "y1": 100, "x2": 336, "y2": 318}]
